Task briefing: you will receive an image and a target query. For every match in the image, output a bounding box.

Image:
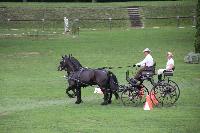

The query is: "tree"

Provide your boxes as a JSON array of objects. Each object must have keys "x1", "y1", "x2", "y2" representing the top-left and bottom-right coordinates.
[{"x1": 195, "y1": 0, "x2": 200, "y2": 53}]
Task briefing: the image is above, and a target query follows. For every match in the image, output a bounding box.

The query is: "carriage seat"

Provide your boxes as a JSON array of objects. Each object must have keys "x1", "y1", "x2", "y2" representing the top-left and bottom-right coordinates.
[
  {"x1": 141, "y1": 71, "x2": 154, "y2": 77},
  {"x1": 140, "y1": 62, "x2": 156, "y2": 79},
  {"x1": 163, "y1": 71, "x2": 173, "y2": 76},
  {"x1": 163, "y1": 66, "x2": 175, "y2": 77},
  {"x1": 140, "y1": 70, "x2": 155, "y2": 81}
]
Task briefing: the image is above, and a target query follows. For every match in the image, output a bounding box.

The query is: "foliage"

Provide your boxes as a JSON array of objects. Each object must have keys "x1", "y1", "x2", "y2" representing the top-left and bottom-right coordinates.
[{"x1": 195, "y1": 0, "x2": 200, "y2": 53}]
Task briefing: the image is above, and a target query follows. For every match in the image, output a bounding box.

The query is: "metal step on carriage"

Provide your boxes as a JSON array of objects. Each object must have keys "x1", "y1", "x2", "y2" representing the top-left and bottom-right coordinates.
[{"x1": 118, "y1": 64, "x2": 180, "y2": 107}]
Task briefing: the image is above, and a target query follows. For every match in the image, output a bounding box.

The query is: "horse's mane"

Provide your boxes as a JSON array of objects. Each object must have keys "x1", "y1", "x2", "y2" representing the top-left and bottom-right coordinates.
[
  {"x1": 68, "y1": 55, "x2": 82, "y2": 69},
  {"x1": 64, "y1": 54, "x2": 82, "y2": 71}
]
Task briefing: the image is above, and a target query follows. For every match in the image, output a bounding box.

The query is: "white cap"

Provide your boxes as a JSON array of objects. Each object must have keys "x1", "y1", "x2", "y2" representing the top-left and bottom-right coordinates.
[
  {"x1": 143, "y1": 48, "x2": 151, "y2": 52},
  {"x1": 167, "y1": 52, "x2": 173, "y2": 57}
]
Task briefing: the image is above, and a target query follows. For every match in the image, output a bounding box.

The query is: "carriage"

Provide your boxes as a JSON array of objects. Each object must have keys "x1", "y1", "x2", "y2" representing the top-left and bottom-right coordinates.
[
  {"x1": 118, "y1": 65, "x2": 180, "y2": 107},
  {"x1": 58, "y1": 55, "x2": 180, "y2": 106}
]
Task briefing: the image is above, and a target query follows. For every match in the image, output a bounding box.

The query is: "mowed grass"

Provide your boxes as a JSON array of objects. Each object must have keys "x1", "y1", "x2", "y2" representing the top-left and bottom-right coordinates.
[{"x1": 0, "y1": 28, "x2": 200, "y2": 133}]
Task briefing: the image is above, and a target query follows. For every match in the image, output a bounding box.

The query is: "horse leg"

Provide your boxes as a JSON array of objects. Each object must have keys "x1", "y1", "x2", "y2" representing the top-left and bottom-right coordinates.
[
  {"x1": 66, "y1": 86, "x2": 75, "y2": 98},
  {"x1": 108, "y1": 91, "x2": 119, "y2": 104},
  {"x1": 108, "y1": 92, "x2": 112, "y2": 104},
  {"x1": 72, "y1": 88, "x2": 77, "y2": 97},
  {"x1": 101, "y1": 89, "x2": 109, "y2": 105},
  {"x1": 75, "y1": 86, "x2": 82, "y2": 104},
  {"x1": 113, "y1": 91, "x2": 119, "y2": 100}
]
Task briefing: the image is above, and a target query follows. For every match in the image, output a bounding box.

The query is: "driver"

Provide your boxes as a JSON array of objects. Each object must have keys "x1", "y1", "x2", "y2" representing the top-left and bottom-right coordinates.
[
  {"x1": 132, "y1": 48, "x2": 154, "y2": 84},
  {"x1": 157, "y1": 52, "x2": 174, "y2": 81}
]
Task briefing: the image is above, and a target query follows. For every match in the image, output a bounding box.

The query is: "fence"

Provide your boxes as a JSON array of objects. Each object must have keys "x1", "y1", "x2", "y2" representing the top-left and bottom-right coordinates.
[
  {"x1": 145, "y1": 16, "x2": 196, "y2": 28},
  {"x1": 2, "y1": 16, "x2": 196, "y2": 30},
  {"x1": 2, "y1": 18, "x2": 129, "y2": 32}
]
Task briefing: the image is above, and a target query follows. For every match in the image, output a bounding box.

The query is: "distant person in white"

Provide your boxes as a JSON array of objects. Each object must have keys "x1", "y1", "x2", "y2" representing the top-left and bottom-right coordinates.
[
  {"x1": 64, "y1": 17, "x2": 69, "y2": 33},
  {"x1": 133, "y1": 48, "x2": 154, "y2": 81},
  {"x1": 157, "y1": 52, "x2": 174, "y2": 81}
]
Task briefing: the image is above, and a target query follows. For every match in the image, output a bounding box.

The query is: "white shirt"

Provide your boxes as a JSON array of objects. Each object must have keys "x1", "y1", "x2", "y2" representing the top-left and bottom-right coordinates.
[
  {"x1": 136, "y1": 54, "x2": 154, "y2": 67},
  {"x1": 166, "y1": 58, "x2": 174, "y2": 70}
]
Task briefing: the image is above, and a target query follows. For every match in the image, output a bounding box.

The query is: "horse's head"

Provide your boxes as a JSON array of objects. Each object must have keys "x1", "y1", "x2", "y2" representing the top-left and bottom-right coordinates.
[
  {"x1": 57, "y1": 56, "x2": 66, "y2": 71},
  {"x1": 57, "y1": 55, "x2": 75, "y2": 73}
]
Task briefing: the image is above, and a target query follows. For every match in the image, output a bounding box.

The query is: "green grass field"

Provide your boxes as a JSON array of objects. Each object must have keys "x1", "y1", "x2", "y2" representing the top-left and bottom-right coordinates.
[{"x1": 0, "y1": 27, "x2": 200, "y2": 133}]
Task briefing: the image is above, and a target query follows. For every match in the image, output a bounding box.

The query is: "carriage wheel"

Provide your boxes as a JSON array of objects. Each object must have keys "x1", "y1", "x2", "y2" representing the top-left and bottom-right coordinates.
[
  {"x1": 157, "y1": 80, "x2": 180, "y2": 104},
  {"x1": 121, "y1": 85, "x2": 149, "y2": 106},
  {"x1": 168, "y1": 80, "x2": 180, "y2": 103},
  {"x1": 151, "y1": 82, "x2": 177, "y2": 106}
]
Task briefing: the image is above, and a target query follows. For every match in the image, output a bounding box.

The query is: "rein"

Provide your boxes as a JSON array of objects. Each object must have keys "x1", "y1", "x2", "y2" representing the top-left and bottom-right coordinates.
[{"x1": 99, "y1": 65, "x2": 133, "y2": 70}]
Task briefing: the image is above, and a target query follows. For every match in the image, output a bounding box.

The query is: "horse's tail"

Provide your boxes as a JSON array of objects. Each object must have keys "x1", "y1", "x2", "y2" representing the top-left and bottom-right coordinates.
[
  {"x1": 108, "y1": 71, "x2": 119, "y2": 99},
  {"x1": 108, "y1": 71, "x2": 119, "y2": 92}
]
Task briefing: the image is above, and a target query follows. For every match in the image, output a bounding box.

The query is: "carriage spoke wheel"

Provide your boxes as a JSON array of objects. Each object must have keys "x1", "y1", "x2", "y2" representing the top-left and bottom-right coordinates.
[
  {"x1": 168, "y1": 80, "x2": 180, "y2": 103},
  {"x1": 152, "y1": 82, "x2": 177, "y2": 106},
  {"x1": 158, "y1": 80, "x2": 180, "y2": 104},
  {"x1": 121, "y1": 86, "x2": 149, "y2": 107}
]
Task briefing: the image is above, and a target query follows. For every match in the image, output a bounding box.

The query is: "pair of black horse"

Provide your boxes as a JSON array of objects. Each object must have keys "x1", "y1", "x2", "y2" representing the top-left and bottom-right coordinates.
[{"x1": 58, "y1": 55, "x2": 119, "y2": 105}]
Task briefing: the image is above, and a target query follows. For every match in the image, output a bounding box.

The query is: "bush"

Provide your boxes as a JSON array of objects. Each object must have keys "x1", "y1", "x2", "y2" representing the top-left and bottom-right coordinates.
[{"x1": 195, "y1": 0, "x2": 200, "y2": 53}]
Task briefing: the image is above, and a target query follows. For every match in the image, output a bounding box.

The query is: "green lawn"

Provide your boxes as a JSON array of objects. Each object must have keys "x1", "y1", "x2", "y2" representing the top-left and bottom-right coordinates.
[{"x1": 0, "y1": 27, "x2": 200, "y2": 133}]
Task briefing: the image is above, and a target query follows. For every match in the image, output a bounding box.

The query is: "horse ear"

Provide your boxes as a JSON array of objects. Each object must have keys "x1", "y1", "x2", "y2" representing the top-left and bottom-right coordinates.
[{"x1": 62, "y1": 56, "x2": 64, "y2": 59}]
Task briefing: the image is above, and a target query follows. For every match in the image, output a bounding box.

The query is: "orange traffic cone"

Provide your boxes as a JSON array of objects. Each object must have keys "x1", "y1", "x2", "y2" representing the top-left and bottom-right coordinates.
[
  {"x1": 150, "y1": 91, "x2": 159, "y2": 105},
  {"x1": 143, "y1": 95, "x2": 153, "y2": 110}
]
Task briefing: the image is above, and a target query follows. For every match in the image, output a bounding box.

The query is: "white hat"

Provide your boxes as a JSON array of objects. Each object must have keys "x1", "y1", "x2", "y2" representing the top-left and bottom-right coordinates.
[
  {"x1": 143, "y1": 48, "x2": 151, "y2": 52},
  {"x1": 167, "y1": 52, "x2": 173, "y2": 57}
]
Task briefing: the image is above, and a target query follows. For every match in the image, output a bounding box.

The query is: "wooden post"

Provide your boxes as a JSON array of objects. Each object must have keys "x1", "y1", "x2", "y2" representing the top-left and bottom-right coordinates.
[
  {"x1": 7, "y1": 18, "x2": 10, "y2": 30},
  {"x1": 193, "y1": 16, "x2": 196, "y2": 27},
  {"x1": 42, "y1": 19, "x2": 45, "y2": 31},
  {"x1": 76, "y1": 19, "x2": 79, "y2": 36},
  {"x1": 176, "y1": 16, "x2": 180, "y2": 28},
  {"x1": 109, "y1": 17, "x2": 112, "y2": 31}
]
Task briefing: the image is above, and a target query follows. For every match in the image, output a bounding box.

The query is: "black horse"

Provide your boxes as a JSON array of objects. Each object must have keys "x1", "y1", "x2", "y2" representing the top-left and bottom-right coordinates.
[{"x1": 58, "y1": 55, "x2": 119, "y2": 105}]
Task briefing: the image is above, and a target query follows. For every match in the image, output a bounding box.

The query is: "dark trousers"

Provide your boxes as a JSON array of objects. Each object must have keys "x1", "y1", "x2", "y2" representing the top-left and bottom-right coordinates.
[
  {"x1": 134, "y1": 67, "x2": 146, "y2": 80},
  {"x1": 134, "y1": 66, "x2": 154, "y2": 80}
]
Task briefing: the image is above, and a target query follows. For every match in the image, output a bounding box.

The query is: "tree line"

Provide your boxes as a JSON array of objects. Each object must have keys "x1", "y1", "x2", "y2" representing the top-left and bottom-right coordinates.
[
  {"x1": 0, "y1": 0, "x2": 178, "y2": 2},
  {"x1": 195, "y1": 0, "x2": 200, "y2": 53}
]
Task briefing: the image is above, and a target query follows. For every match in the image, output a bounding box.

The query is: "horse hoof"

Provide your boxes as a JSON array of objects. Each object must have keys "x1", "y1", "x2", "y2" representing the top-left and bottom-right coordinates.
[
  {"x1": 75, "y1": 100, "x2": 83, "y2": 104},
  {"x1": 75, "y1": 101, "x2": 81, "y2": 104},
  {"x1": 108, "y1": 101, "x2": 112, "y2": 104},
  {"x1": 101, "y1": 102, "x2": 108, "y2": 105},
  {"x1": 71, "y1": 95, "x2": 76, "y2": 98},
  {"x1": 68, "y1": 94, "x2": 75, "y2": 98}
]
